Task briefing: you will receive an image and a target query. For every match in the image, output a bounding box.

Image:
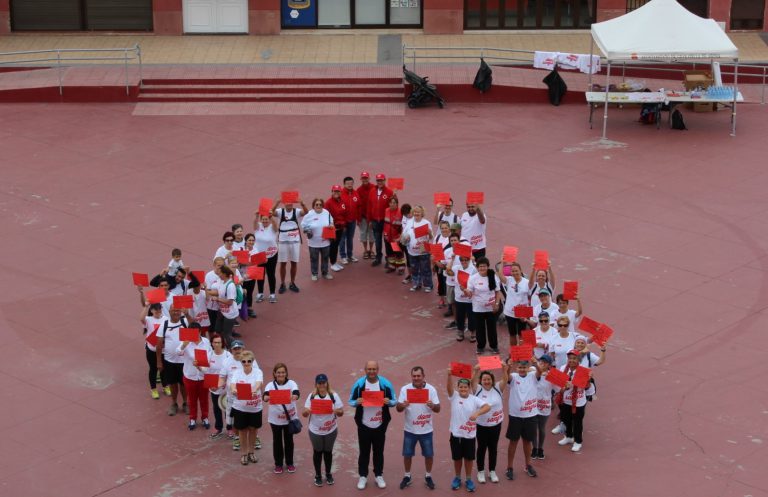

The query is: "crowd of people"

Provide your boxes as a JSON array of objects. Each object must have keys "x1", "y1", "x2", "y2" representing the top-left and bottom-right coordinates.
[{"x1": 134, "y1": 171, "x2": 610, "y2": 490}]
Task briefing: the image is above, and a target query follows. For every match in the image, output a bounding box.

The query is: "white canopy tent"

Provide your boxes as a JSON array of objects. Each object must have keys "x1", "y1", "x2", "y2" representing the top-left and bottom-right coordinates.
[{"x1": 589, "y1": 0, "x2": 740, "y2": 137}]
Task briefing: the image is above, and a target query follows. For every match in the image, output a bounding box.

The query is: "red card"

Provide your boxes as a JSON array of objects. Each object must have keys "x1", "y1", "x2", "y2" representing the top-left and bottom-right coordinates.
[
  {"x1": 322, "y1": 226, "x2": 336, "y2": 240},
  {"x1": 146, "y1": 288, "x2": 166, "y2": 305},
  {"x1": 236, "y1": 382, "x2": 253, "y2": 401},
  {"x1": 452, "y1": 243, "x2": 472, "y2": 258},
  {"x1": 533, "y1": 250, "x2": 549, "y2": 270},
  {"x1": 450, "y1": 362, "x2": 473, "y2": 379},
  {"x1": 232, "y1": 250, "x2": 250, "y2": 265},
  {"x1": 281, "y1": 191, "x2": 299, "y2": 204},
  {"x1": 132, "y1": 272, "x2": 149, "y2": 287},
  {"x1": 311, "y1": 399, "x2": 334, "y2": 414},
  {"x1": 477, "y1": 355, "x2": 503, "y2": 370},
  {"x1": 429, "y1": 243, "x2": 445, "y2": 260},
  {"x1": 513, "y1": 305, "x2": 534, "y2": 318},
  {"x1": 591, "y1": 325, "x2": 614, "y2": 347},
  {"x1": 173, "y1": 295, "x2": 193, "y2": 309},
  {"x1": 563, "y1": 281, "x2": 579, "y2": 300},
  {"x1": 193, "y1": 348, "x2": 210, "y2": 367},
  {"x1": 457, "y1": 270, "x2": 470, "y2": 288},
  {"x1": 268, "y1": 389, "x2": 291, "y2": 405},
  {"x1": 433, "y1": 192, "x2": 451, "y2": 206},
  {"x1": 510, "y1": 345, "x2": 534, "y2": 362},
  {"x1": 203, "y1": 373, "x2": 220, "y2": 389},
  {"x1": 413, "y1": 223, "x2": 429, "y2": 239},
  {"x1": 362, "y1": 390, "x2": 384, "y2": 407},
  {"x1": 406, "y1": 389, "x2": 429, "y2": 404},
  {"x1": 145, "y1": 329, "x2": 159, "y2": 348},
  {"x1": 572, "y1": 366, "x2": 591, "y2": 388},
  {"x1": 250, "y1": 252, "x2": 267, "y2": 265},
  {"x1": 502, "y1": 246, "x2": 519, "y2": 263},
  {"x1": 466, "y1": 191, "x2": 484, "y2": 205},
  {"x1": 545, "y1": 368, "x2": 568, "y2": 389},
  {"x1": 179, "y1": 327, "x2": 199, "y2": 342},
  {"x1": 578, "y1": 316, "x2": 602, "y2": 335},
  {"x1": 521, "y1": 329, "x2": 536, "y2": 347},
  {"x1": 258, "y1": 197, "x2": 273, "y2": 216},
  {"x1": 191, "y1": 270, "x2": 206, "y2": 284},
  {"x1": 388, "y1": 177, "x2": 404, "y2": 190},
  {"x1": 247, "y1": 265, "x2": 265, "y2": 281},
  {"x1": 390, "y1": 241, "x2": 402, "y2": 253}
]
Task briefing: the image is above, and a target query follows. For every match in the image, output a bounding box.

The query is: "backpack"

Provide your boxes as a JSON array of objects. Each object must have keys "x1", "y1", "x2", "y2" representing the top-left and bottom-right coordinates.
[
  {"x1": 163, "y1": 316, "x2": 188, "y2": 336},
  {"x1": 639, "y1": 103, "x2": 657, "y2": 124},
  {"x1": 473, "y1": 58, "x2": 493, "y2": 93},
  {"x1": 225, "y1": 280, "x2": 243, "y2": 305},
  {"x1": 671, "y1": 109, "x2": 687, "y2": 130},
  {"x1": 542, "y1": 68, "x2": 567, "y2": 106}
]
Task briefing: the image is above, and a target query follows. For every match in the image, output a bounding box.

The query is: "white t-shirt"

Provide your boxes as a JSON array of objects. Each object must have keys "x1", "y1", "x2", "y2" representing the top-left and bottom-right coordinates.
[
  {"x1": 561, "y1": 366, "x2": 595, "y2": 408},
  {"x1": 579, "y1": 352, "x2": 601, "y2": 368},
  {"x1": 460, "y1": 212, "x2": 487, "y2": 250},
  {"x1": 529, "y1": 281, "x2": 554, "y2": 308},
  {"x1": 507, "y1": 373, "x2": 539, "y2": 419},
  {"x1": 157, "y1": 317, "x2": 187, "y2": 364},
  {"x1": 502, "y1": 277, "x2": 530, "y2": 317},
  {"x1": 533, "y1": 302, "x2": 559, "y2": 324},
  {"x1": 467, "y1": 272, "x2": 501, "y2": 313},
  {"x1": 301, "y1": 209, "x2": 333, "y2": 249},
  {"x1": 442, "y1": 248, "x2": 456, "y2": 285},
  {"x1": 452, "y1": 263, "x2": 477, "y2": 304},
  {"x1": 401, "y1": 215, "x2": 414, "y2": 235},
  {"x1": 143, "y1": 315, "x2": 164, "y2": 353},
  {"x1": 406, "y1": 219, "x2": 432, "y2": 256},
  {"x1": 534, "y1": 325, "x2": 556, "y2": 358},
  {"x1": 474, "y1": 383, "x2": 504, "y2": 427},
  {"x1": 219, "y1": 354, "x2": 245, "y2": 390},
  {"x1": 398, "y1": 383, "x2": 440, "y2": 435},
  {"x1": 206, "y1": 349, "x2": 232, "y2": 394},
  {"x1": 176, "y1": 337, "x2": 212, "y2": 381},
  {"x1": 167, "y1": 258, "x2": 184, "y2": 276},
  {"x1": 214, "y1": 245, "x2": 232, "y2": 261},
  {"x1": 191, "y1": 290, "x2": 210, "y2": 327},
  {"x1": 305, "y1": 392, "x2": 343, "y2": 435},
  {"x1": 264, "y1": 380, "x2": 299, "y2": 426},
  {"x1": 554, "y1": 309, "x2": 578, "y2": 334},
  {"x1": 536, "y1": 375, "x2": 557, "y2": 416},
  {"x1": 361, "y1": 380, "x2": 383, "y2": 429},
  {"x1": 217, "y1": 279, "x2": 240, "y2": 320},
  {"x1": 169, "y1": 278, "x2": 191, "y2": 297},
  {"x1": 204, "y1": 270, "x2": 220, "y2": 311},
  {"x1": 448, "y1": 392, "x2": 486, "y2": 439},
  {"x1": 275, "y1": 208, "x2": 304, "y2": 243},
  {"x1": 160, "y1": 293, "x2": 173, "y2": 318},
  {"x1": 231, "y1": 367, "x2": 264, "y2": 413},
  {"x1": 547, "y1": 332, "x2": 579, "y2": 368},
  {"x1": 233, "y1": 239, "x2": 246, "y2": 251},
  {"x1": 254, "y1": 224, "x2": 279, "y2": 259}
]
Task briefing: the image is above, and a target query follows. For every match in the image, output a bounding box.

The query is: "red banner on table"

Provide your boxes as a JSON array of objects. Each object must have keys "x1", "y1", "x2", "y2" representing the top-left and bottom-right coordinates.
[
  {"x1": 513, "y1": 305, "x2": 534, "y2": 318},
  {"x1": 203, "y1": 373, "x2": 220, "y2": 390},
  {"x1": 391, "y1": 241, "x2": 402, "y2": 253},
  {"x1": 544, "y1": 368, "x2": 568, "y2": 389},
  {"x1": 247, "y1": 265, "x2": 265, "y2": 281},
  {"x1": 406, "y1": 388, "x2": 429, "y2": 404},
  {"x1": 502, "y1": 246, "x2": 519, "y2": 263},
  {"x1": 362, "y1": 390, "x2": 384, "y2": 407},
  {"x1": 466, "y1": 191, "x2": 484, "y2": 205},
  {"x1": 322, "y1": 226, "x2": 336, "y2": 240},
  {"x1": 413, "y1": 223, "x2": 429, "y2": 239},
  {"x1": 433, "y1": 192, "x2": 451, "y2": 206},
  {"x1": 281, "y1": 191, "x2": 299, "y2": 204},
  {"x1": 311, "y1": 399, "x2": 334, "y2": 415},
  {"x1": 232, "y1": 250, "x2": 250, "y2": 265},
  {"x1": 250, "y1": 252, "x2": 267, "y2": 265},
  {"x1": 236, "y1": 383, "x2": 253, "y2": 401},
  {"x1": 191, "y1": 270, "x2": 206, "y2": 284},
  {"x1": 521, "y1": 329, "x2": 536, "y2": 347},
  {"x1": 258, "y1": 198, "x2": 273, "y2": 217},
  {"x1": 173, "y1": 295, "x2": 193, "y2": 309},
  {"x1": 146, "y1": 288, "x2": 166, "y2": 305},
  {"x1": 429, "y1": 243, "x2": 445, "y2": 260},
  {"x1": 194, "y1": 348, "x2": 210, "y2": 367},
  {"x1": 145, "y1": 329, "x2": 159, "y2": 348},
  {"x1": 456, "y1": 270, "x2": 470, "y2": 288},
  {"x1": 132, "y1": 272, "x2": 149, "y2": 287},
  {"x1": 533, "y1": 250, "x2": 549, "y2": 270},
  {"x1": 510, "y1": 345, "x2": 534, "y2": 362},
  {"x1": 179, "y1": 327, "x2": 199, "y2": 343},
  {"x1": 388, "y1": 177, "x2": 404, "y2": 190},
  {"x1": 452, "y1": 243, "x2": 472, "y2": 258},
  {"x1": 450, "y1": 362, "x2": 473, "y2": 379},
  {"x1": 477, "y1": 355, "x2": 503, "y2": 370},
  {"x1": 268, "y1": 389, "x2": 292, "y2": 405},
  {"x1": 572, "y1": 366, "x2": 591, "y2": 388},
  {"x1": 563, "y1": 281, "x2": 579, "y2": 300}
]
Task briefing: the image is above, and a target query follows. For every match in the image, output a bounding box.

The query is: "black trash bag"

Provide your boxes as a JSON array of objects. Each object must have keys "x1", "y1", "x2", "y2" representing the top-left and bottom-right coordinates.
[
  {"x1": 671, "y1": 109, "x2": 687, "y2": 130},
  {"x1": 473, "y1": 58, "x2": 493, "y2": 93},
  {"x1": 542, "y1": 68, "x2": 567, "y2": 106}
]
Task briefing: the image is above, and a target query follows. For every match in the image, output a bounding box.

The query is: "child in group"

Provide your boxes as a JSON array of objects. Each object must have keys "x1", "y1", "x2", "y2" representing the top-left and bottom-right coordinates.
[
  {"x1": 168, "y1": 248, "x2": 185, "y2": 277},
  {"x1": 383, "y1": 196, "x2": 404, "y2": 273}
]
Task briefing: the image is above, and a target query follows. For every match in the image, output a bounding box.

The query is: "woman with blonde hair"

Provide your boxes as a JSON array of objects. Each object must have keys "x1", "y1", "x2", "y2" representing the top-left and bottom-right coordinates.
[
  {"x1": 302, "y1": 373, "x2": 344, "y2": 486},
  {"x1": 401, "y1": 205, "x2": 434, "y2": 292},
  {"x1": 229, "y1": 350, "x2": 264, "y2": 466}
]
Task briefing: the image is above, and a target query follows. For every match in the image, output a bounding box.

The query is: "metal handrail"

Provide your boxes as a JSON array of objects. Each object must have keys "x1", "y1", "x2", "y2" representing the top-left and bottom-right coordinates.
[{"x1": 0, "y1": 45, "x2": 142, "y2": 96}]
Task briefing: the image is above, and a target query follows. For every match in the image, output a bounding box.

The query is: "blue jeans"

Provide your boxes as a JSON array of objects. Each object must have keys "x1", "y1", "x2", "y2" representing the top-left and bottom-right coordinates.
[
  {"x1": 403, "y1": 431, "x2": 434, "y2": 458},
  {"x1": 340, "y1": 221, "x2": 356, "y2": 259},
  {"x1": 410, "y1": 254, "x2": 433, "y2": 289}
]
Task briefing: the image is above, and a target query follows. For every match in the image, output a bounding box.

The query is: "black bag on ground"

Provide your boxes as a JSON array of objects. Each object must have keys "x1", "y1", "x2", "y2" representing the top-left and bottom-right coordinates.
[
  {"x1": 543, "y1": 68, "x2": 567, "y2": 106},
  {"x1": 671, "y1": 109, "x2": 687, "y2": 130},
  {"x1": 473, "y1": 58, "x2": 493, "y2": 93}
]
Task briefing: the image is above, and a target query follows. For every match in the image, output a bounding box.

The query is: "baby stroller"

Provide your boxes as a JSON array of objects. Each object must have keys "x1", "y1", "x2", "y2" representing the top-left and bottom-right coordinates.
[{"x1": 403, "y1": 65, "x2": 445, "y2": 109}]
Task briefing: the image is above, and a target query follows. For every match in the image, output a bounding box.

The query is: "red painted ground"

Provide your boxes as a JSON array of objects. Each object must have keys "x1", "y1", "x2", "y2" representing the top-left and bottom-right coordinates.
[{"x1": 1, "y1": 101, "x2": 767, "y2": 497}]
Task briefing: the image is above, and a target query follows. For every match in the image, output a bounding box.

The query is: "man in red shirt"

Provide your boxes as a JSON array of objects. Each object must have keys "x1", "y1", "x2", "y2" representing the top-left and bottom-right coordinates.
[
  {"x1": 356, "y1": 172, "x2": 375, "y2": 260},
  {"x1": 325, "y1": 185, "x2": 348, "y2": 272},
  {"x1": 340, "y1": 176, "x2": 361, "y2": 264},
  {"x1": 367, "y1": 173, "x2": 394, "y2": 267}
]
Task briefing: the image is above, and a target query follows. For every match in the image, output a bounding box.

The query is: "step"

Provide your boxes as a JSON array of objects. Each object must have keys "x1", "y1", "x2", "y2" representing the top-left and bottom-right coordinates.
[
  {"x1": 140, "y1": 84, "x2": 403, "y2": 95},
  {"x1": 136, "y1": 93, "x2": 405, "y2": 103},
  {"x1": 141, "y1": 77, "x2": 403, "y2": 86}
]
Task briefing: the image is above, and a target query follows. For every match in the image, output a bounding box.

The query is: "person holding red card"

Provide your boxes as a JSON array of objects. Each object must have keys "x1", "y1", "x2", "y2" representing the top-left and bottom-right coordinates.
[
  {"x1": 383, "y1": 196, "x2": 406, "y2": 274},
  {"x1": 302, "y1": 373, "x2": 344, "y2": 487},
  {"x1": 240, "y1": 234, "x2": 258, "y2": 315},
  {"x1": 471, "y1": 364, "x2": 508, "y2": 484},
  {"x1": 528, "y1": 263, "x2": 556, "y2": 309},
  {"x1": 464, "y1": 258, "x2": 502, "y2": 355},
  {"x1": 529, "y1": 289, "x2": 559, "y2": 328},
  {"x1": 557, "y1": 351, "x2": 595, "y2": 452},
  {"x1": 356, "y1": 172, "x2": 375, "y2": 260},
  {"x1": 401, "y1": 206, "x2": 434, "y2": 292},
  {"x1": 446, "y1": 367, "x2": 490, "y2": 492},
  {"x1": 301, "y1": 198, "x2": 335, "y2": 281},
  {"x1": 366, "y1": 173, "x2": 394, "y2": 267},
  {"x1": 210, "y1": 265, "x2": 241, "y2": 346},
  {"x1": 263, "y1": 363, "x2": 301, "y2": 474},
  {"x1": 156, "y1": 307, "x2": 190, "y2": 416},
  {"x1": 214, "y1": 231, "x2": 236, "y2": 262},
  {"x1": 433, "y1": 197, "x2": 459, "y2": 229},
  {"x1": 272, "y1": 197, "x2": 307, "y2": 295},
  {"x1": 500, "y1": 262, "x2": 531, "y2": 345},
  {"x1": 140, "y1": 302, "x2": 168, "y2": 399},
  {"x1": 325, "y1": 185, "x2": 348, "y2": 273},
  {"x1": 554, "y1": 292, "x2": 583, "y2": 334},
  {"x1": 502, "y1": 358, "x2": 544, "y2": 480},
  {"x1": 204, "y1": 257, "x2": 225, "y2": 336},
  {"x1": 532, "y1": 354, "x2": 557, "y2": 460},
  {"x1": 231, "y1": 224, "x2": 246, "y2": 250},
  {"x1": 447, "y1": 254, "x2": 477, "y2": 342},
  {"x1": 176, "y1": 325, "x2": 212, "y2": 431},
  {"x1": 438, "y1": 233, "x2": 460, "y2": 328},
  {"x1": 395, "y1": 366, "x2": 441, "y2": 490},
  {"x1": 573, "y1": 337, "x2": 606, "y2": 369},
  {"x1": 205, "y1": 333, "x2": 232, "y2": 439},
  {"x1": 188, "y1": 279, "x2": 211, "y2": 338},
  {"x1": 547, "y1": 316, "x2": 580, "y2": 369},
  {"x1": 433, "y1": 221, "x2": 453, "y2": 309},
  {"x1": 251, "y1": 213, "x2": 279, "y2": 304},
  {"x1": 230, "y1": 350, "x2": 264, "y2": 466},
  {"x1": 460, "y1": 202, "x2": 487, "y2": 259},
  {"x1": 340, "y1": 176, "x2": 361, "y2": 264},
  {"x1": 533, "y1": 313, "x2": 556, "y2": 359}
]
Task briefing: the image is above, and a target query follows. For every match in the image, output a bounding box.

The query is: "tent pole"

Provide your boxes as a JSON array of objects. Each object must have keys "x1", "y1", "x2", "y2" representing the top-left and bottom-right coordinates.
[
  {"x1": 731, "y1": 59, "x2": 739, "y2": 137},
  {"x1": 602, "y1": 61, "x2": 611, "y2": 140},
  {"x1": 588, "y1": 40, "x2": 594, "y2": 89}
]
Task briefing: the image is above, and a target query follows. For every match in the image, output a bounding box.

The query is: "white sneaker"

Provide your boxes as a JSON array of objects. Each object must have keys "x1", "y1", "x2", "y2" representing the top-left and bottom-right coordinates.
[
  {"x1": 323, "y1": 274, "x2": 334, "y2": 280},
  {"x1": 311, "y1": 275, "x2": 318, "y2": 281},
  {"x1": 357, "y1": 476, "x2": 367, "y2": 490},
  {"x1": 331, "y1": 263, "x2": 344, "y2": 272},
  {"x1": 571, "y1": 442, "x2": 582, "y2": 452},
  {"x1": 558, "y1": 437, "x2": 574, "y2": 446},
  {"x1": 349, "y1": 256, "x2": 359, "y2": 262},
  {"x1": 375, "y1": 476, "x2": 386, "y2": 489},
  {"x1": 477, "y1": 470, "x2": 486, "y2": 484},
  {"x1": 488, "y1": 470, "x2": 499, "y2": 483},
  {"x1": 341, "y1": 258, "x2": 349, "y2": 265},
  {"x1": 551, "y1": 423, "x2": 565, "y2": 434}
]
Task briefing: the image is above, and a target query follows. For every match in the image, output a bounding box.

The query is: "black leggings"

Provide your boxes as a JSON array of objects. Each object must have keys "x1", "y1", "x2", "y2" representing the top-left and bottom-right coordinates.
[
  {"x1": 271, "y1": 423, "x2": 295, "y2": 467},
  {"x1": 257, "y1": 256, "x2": 278, "y2": 295},
  {"x1": 476, "y1": 423, "x2": 501, "y2": 471},
  {"x1": 211, "y1": 392, "x2": 224, "y2": 431},
  {"x1": 313, "y1": 450, "x2": 333, "y2": 477},
  {"x1": 145, "y1": 346, "x2": 166, "y2": 389},
  {"x1": 561, "y1": 404, "x2": 586, "y2": 444},
  {"x1": 534, "y1": 414, "x2": 549, "y2": 449},
  {"x1": 455, "y1": 301, "x2": 476, "y2": 332},
  {"x1": 506, "y1": 316, "x2": 528, "y2": 338},
  {"x1": 243, "y1": 279, "x2": 256, "y2": 307},
  {"x1": 475, "y1": 311, "x2": 498, "y2": 351},
  {"x1": 436, "y1": 270, "x2": 446, "y2": 297},
  {"x1": 329, "y1": 228, "x2": 345, "y2": 265}
]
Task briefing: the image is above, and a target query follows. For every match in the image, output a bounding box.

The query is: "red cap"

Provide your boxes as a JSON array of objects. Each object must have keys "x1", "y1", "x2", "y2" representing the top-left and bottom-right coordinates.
[
  {"x1": 331, "y1": 184, "x2": 342, "y2": 192},
  {"x1": 566, "y1": 349, "x2": 581, "y2": 356},
  {"x1": 360, "y1": 171, "x2": 370, "y2": 179},
  {"x1": 375, "y1": 173, "x2": 386, "y2": 180}
]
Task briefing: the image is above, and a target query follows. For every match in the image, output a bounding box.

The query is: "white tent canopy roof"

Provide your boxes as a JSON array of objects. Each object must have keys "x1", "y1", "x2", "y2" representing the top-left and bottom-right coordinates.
[{"x1": 590, "y1": 0, "x2": 739, "y2": 61}]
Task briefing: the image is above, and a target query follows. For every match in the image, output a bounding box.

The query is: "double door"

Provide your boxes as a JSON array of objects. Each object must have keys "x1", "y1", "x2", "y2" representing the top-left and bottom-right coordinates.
[{"x1": 183, "y1": 0, "x2": 249, "y2": 33}]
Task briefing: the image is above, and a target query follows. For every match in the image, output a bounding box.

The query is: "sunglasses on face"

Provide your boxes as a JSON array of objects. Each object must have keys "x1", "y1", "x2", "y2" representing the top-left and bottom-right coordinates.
[
  {"x1": 557, "y1": 324, "x2": 568, "y2": 328},
  {"x1": 241, "y1": 359, "x2": 253, "y2": 364},
  {"x1": 540, "y1": 320, "x2": 549, "y2": 323},
  {"x1": 225, "y1": 238, "x2": 234, "y2": 242}
]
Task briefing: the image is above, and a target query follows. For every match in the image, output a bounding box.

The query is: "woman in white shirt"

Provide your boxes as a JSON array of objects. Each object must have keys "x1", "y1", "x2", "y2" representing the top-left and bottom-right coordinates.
[
  {"x1": 140, "y1": 302, "x2": 167, "y2": 399},
  {"x1": 214, "y1": 231, "x2": 236, "y2": 261},
  {"x1": 499, "y1": 262, "x2": 530, "y2": 345},
  {"x1": 558, "y1": 350, "x2": 596, "y2": 453},
  {"x1": 177, "y1": 330, "x2": 212, "y2": 430},
  {"x1": 206, "y1": 333, "x2": 232, "y2": 439},
  {"x1": 230, "y1": 350, "x2": 264, "y2": 466},
  {"x1": 446, "y1": 255, "x2": 477, "y2": 342},
  {"x1": 263, "y1": 363, "x2": 301, "y2": 474},
  {"x1": 433, "y1": 221, "x2": 452, "y2": 306},
  {"x1": 300, "y1": 198, "x2": 335, "y2": 281},
  {"x1": 401, "y1": 205, "x2": 434, "y2": 292},
  {"x1": 471, "y1": 365, "x2": 507, "y2": 484},
  {"x1": 547, "y1": 316, "x2": 579, "y2": 369},
  {"x1": 302, "y1": 373, "x2": 345, "y2": 487},
  {"x1": 213, "y1": 265, "x2": 239, "y2": 347},
  {"x1": 252, "y1": 214, "x2": 280, "y2": 303},
  {"x1": 464, "y1": 257, "x2": 502, "y2": 355},
  {"x1": 528, "y1": 265, "x2": 555, "y2": 309},
  {"x1": 532, "y1": 354, "x2": 556, "y2": 460}
]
